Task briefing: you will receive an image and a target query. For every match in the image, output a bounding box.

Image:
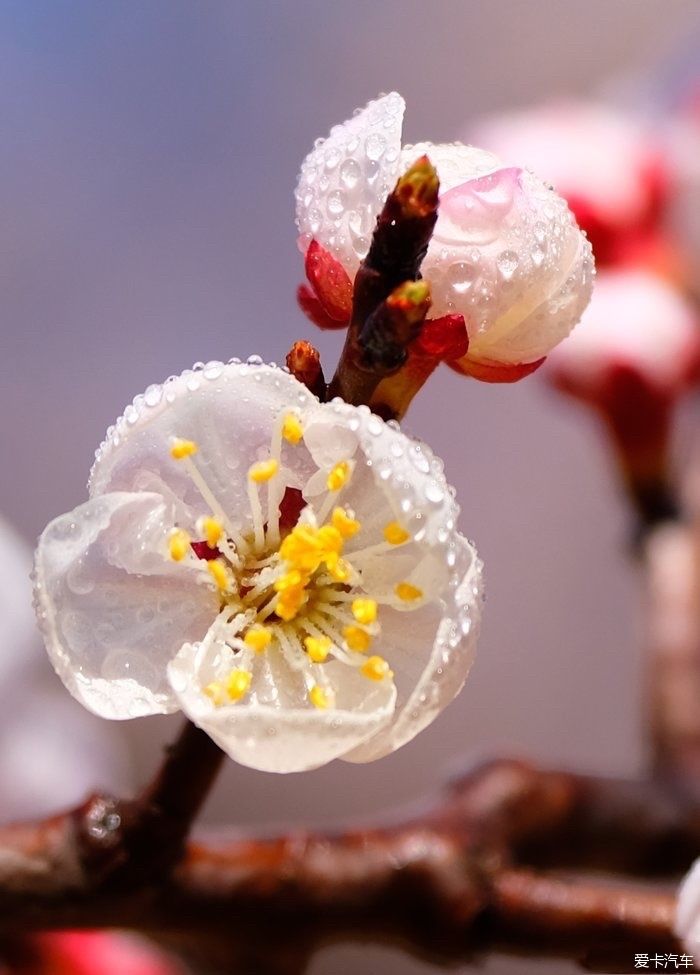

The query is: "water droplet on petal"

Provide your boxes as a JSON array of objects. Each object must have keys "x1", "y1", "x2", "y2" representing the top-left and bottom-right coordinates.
[
  {"x1": 496, "y1": 250, "x2": 519, "y2": 280},
  {"x1": 144, "y1": 384, "x2": 162, "y2": 407}
]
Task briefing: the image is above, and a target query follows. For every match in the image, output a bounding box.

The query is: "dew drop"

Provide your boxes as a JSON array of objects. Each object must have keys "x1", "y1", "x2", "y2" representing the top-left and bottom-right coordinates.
[
  {"x1": 496, "y1": 250, "x2": 519, "y2": 280},
  {"x1": 144, "y1": 384, "x2": 162, "y2": 407},
  {"x1": 425, "y1": 481, "x2": 444, "y2": 505},
  {"x1": 340, "y1": 158, "x2": 361, "y2": 192},
  {"x1": 365, "y1": 133, "x2": 386, "y2": 161},
  {"x1": 327, "y1": 190, "x2": 345, "y2": 216},
  {"x1": 204, "y1": 360, "x2": 224, "y2": 380},
  {"x1": 447, "y1": 261, "x2": 478, "y2": 295}
]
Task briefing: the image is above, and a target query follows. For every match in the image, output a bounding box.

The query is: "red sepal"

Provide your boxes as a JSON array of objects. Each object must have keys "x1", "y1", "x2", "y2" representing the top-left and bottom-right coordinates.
[
  {"x1": 297, "y1": 284, "x2": 348, "y2": 330},
  {"x1": 450, "y1": 355, "x2": 546, "y2": 384},
  {"x1": 304, "y1": 240, "x2": 353, "y2": 322},
  {"x1": 413, "y1": 315, "x2": 469, "y2": 361}
]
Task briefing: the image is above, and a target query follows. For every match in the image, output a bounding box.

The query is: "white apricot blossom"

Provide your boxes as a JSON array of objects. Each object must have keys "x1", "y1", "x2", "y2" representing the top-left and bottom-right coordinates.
[
  {"x1": 295, "y1": 92, "x2": 594, "y2": 375},
  {"x1": 34, "y1": 360, "x2": 482, "y2": 774},
  {"x1": 675, "y1": 857, "x2": 700, "y2": 956}
]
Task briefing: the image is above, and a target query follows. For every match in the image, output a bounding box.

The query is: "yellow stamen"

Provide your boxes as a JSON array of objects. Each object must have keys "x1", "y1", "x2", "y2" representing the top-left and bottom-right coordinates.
[
  {"x1": 361, "y1": 655, "x2": 393, "y2": 681},
  {"x1": 204, "y1": 681, "x2": 226, "y2": 706},
  {"x1": 207, "y1": 559, "x2": 232, "y2": 592},
  {"x1": 332, "y1": 507, "x2": 360, "y2": 539},
  {"x1": 170, "y1": 438, "x2": 198, "y2": 460},
  {"x1": 344, "y1": 625, "x2": 372, "y2": 653},
  {"x1": 244, "y1": 626, "x2": 272, "y2": 653},
  {"x1": 384, "y1": 521, "x2": 410, "y2": 546},
  {"x1": 309, "y1": 684, "x2": 332, "y2": 709},
  {"x1": 201, "y1": 516, "x2": 223, "y2": 548},
  {"x1": 395, "y1": 581, "x2": 423, "y2": 602},
  {"x1": 327, "y1": 461, "x2": 350, "y2": 492},
  {"x1": 274, "y1": 569, "x2": 306, "y2": 592},
  {"x1": 275, "y1": 582, "x2": 309, "y2": 621},
  {"x1": 248, "y1": 458, "x2": 280, "y2": 483},
  {"x1": 226, "y1": 669, "x2": 252, "y2": 701},
  {"x1": 168, "y1": 529, "x2": 190, "y2": 562},
  {"x1": 352, "y1": 598, "x2": 377, "y2": 625},
  {"x1": 304, "y1": 635, "x2": 331, "y2": 663},
  {"x1": 282, "y1": 413, "x2": 304, "y2": 445}
]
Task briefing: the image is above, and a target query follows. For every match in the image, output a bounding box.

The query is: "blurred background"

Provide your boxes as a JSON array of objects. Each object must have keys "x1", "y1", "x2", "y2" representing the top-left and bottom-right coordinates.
[{"x1": 2, "y1": 1, "x2": 700, "y2": 972}]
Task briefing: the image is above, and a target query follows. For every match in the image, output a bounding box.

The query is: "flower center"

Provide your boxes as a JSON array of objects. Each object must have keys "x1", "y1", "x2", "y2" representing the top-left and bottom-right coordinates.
[{"x1": 165, "y1": 411, "x2": 424, "y2": 712}]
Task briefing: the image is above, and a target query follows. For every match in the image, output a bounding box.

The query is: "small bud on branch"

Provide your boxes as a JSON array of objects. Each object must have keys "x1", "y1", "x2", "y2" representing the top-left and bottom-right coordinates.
[
  {"x1": 329, "y1": 158, "x2": 440, "y2": 405},
  {"x1": 285, "y1": 340, "x2": 326, "y2": 399}
]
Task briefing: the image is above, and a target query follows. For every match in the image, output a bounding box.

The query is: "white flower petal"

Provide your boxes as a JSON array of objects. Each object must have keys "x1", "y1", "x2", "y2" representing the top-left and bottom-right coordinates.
[
  {"x1": 34, "y1": 492, "x2": 219, "y2": 719},
  {"x1": 89, "y1": 362, "x2": 319, "y2": 533},
  {"x1": 168, "y1": 643, "x2": 397, "y2": 773},
  {"x1": 295, "y1": 92, "x2": 405, "y2": 276},
  {"x1": 344, "y1": 534, "x2": 482, "y2": 762}
]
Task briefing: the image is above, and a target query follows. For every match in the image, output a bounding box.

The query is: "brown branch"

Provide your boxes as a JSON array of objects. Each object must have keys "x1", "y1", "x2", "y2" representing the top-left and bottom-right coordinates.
[
  {"x1": 644, "y1": 518, "x2": 700, "y2": 794},
  {"x1": 74, "y1": 720, "x2": 225, "y2": 888},
  {"x1": 0, "y1": 759, "x2": 695, "y2": 972}
]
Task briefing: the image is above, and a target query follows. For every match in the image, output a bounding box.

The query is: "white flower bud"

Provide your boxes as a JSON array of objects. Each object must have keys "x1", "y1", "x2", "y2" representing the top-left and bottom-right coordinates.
[{"x1": 296, "y1": 93, "x2": 594, "y2": 378}]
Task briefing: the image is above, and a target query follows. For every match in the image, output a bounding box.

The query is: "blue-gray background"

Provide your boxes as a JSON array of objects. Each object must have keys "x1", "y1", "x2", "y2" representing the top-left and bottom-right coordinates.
[{"x1": 2, "y1": 2, "x2": 698, "y2": 972}]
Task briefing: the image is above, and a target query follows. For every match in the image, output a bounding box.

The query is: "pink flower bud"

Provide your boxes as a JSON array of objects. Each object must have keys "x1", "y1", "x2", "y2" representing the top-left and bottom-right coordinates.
[
  {"x1": 547, "y1": 269, "x2": 700, "y2": 499},
  {"x1": 548, "y1": 269, "x2": 700, "y2": 403}
]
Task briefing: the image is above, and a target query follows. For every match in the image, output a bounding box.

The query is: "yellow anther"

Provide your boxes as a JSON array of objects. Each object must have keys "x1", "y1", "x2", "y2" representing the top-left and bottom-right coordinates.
[
  {"x1": 248, "y1": 458, "x2": 280, "y2": 483},
  {"x1": 309, "y1": 684, "x2": 332, "y2": 709},
  {"x1": 344, "y1": 625, "x2": 372, "y2": 653},
  {"x1": 204, "y1": 682, "x2": 226, "y2": 707},
  {"x1": 352, "y1": 598, "x2": 377, "y2": 625},
  {"x1": 207, "y1": 559, "x2": 232, "y2": 592},
  {"x1": 170, "y1": 438, "x2": 198, "y2": 460},
  {"x1": 201, "y1": 516, "x2": 223, "y2": 548},
  {"x1": 168, "y1": 529, "x2": 191, "y2": 562},
  {"x1": 244, "y1": 626, "x2": 272, "y2": 653},
  {"x1": 361, "y1": 655, "x2": 393, "y2": 682},
  {"x1": 395, "y1": 581, "x2": 423, "y2": 602},
  {"x1": 282, "y1": 413, "x2": 304, "y2": 445},
  {"x1": 332, "y1": 507, "x2": 360, "y2": 539},
  {"x1": 304, "y1": 635, "x2": 331, "y2": 663},
  {"x1": 274, "y1": 569, "x2": 306, "y2": 592},
  {"x1": 317, "y1": 524, "x2": 343, "y2": 553},
  {"x1": 275, "y1": 585, "x2": 308, "y2": 622},
  {"x1": 326, "y1": 460, "x2": 350, "y2": 492},
  {"x1": 226, "y1": 669, "x2": 252, "y2": 701},
  {"x1": 279, "y1": 522, "x2": 345, "y2": 578},
  {"x1": 384, "y1": 521, "x2": 410, "y2": 546}
]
